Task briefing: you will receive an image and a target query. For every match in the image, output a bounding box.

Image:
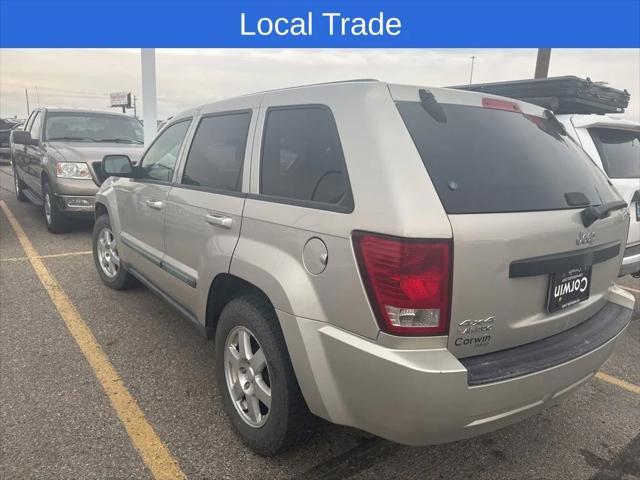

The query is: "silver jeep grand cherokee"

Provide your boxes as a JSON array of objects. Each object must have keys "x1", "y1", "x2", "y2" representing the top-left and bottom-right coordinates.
[{"x1": 92, "y1": 80, "x2": 635, "y2": 456}]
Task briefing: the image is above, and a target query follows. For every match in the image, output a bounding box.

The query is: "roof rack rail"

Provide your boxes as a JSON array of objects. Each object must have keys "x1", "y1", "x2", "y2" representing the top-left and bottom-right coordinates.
[{"x1": 241, "y1": 78, "x2": 380, "y2": 97}]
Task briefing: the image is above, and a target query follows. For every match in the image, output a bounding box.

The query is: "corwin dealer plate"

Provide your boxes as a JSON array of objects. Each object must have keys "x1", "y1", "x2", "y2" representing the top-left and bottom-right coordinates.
[{"x1": 547, "y1": 266, "x2": 592, "y2": 313}]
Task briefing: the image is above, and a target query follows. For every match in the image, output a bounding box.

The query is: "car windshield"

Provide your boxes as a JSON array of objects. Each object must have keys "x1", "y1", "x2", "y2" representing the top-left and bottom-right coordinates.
[
  {"x1": 396, "y1": 101, "x2": 620, "y2": 214},
  {"x1": 589, "y1": 127, "x2": 640, "y2": 179},
  {"x1": 45, "y1": 112, "x2": 143, "y2": 144}
]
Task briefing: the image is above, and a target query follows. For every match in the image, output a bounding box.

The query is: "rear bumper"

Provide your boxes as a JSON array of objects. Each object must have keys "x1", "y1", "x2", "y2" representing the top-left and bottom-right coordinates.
[
  {"x1": 619, "y1": 243, "x2": 640, "y2": 277},
  {"x1": 280, "y1": 290, "x2": 633, "y2": 446}
]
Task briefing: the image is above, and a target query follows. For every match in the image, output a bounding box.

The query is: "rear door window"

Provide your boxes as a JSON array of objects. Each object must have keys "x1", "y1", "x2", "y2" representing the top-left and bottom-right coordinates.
[
  {"x1": 260, "y1": 106, "x2": 353, "y2": 211},
  {"x1": 181, "y1": 112, "x2": 251, "y2": 192},
  {"x1": 589, "y1": 128, "x2": 640, "y2": 179},
  {"x1": 396, "y1": 101, "x2": 619, "y2": 214}
]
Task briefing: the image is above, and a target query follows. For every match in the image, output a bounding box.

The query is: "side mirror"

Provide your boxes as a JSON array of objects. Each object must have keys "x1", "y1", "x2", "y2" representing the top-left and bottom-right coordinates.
[
  {"x1": 11, "y1": 130, "x2": 38, "y2": 146},
  {"x1": 102, "y1": 154, "x2": 134, "y2": 177}
]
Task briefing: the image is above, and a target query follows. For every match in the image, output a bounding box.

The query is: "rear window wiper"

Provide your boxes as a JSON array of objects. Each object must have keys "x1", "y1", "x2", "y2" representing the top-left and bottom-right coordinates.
[
  {"x1": 97, "y1": 138, "x2": 143, "y2": 144},
  {"x1": 581, "y1": 200, "x2": 628, "y2": 227}
]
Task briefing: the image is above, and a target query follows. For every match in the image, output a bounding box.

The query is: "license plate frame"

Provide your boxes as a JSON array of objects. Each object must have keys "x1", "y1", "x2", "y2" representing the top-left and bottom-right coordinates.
[{"x1": 547, "y1": 266, "x2": 592, "y2": 313}]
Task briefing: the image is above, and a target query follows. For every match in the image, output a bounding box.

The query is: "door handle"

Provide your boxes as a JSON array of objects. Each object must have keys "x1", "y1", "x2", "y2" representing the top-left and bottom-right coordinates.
[
  {"x1": 205, "y1": 213, "x2": 233, "y2": 229},
  {"x1": 145, "y1": 199, "x2": 164, "y2": 210}
]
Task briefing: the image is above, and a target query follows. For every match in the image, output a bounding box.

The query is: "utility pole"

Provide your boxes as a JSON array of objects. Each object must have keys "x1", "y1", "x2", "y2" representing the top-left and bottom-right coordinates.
[
  {"x1": 25, "y1": 88, "x2": 30, "y2": 116},
  {"x1": 133, "y1": 95, "x2": 137, "y2": 119},
  {"x1": 534, "y1": 48, "x2": 552, "y2": 79},
  {"x1": 469, "y1": 56, "x2": 477, "y2": 84}
]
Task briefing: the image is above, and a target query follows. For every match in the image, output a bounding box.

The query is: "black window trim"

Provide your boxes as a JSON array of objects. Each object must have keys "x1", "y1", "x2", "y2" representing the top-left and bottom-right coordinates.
[
  {"x1": 255, "y1": 103, "x2": 355, "y2": 214},
  {"x1": 246, "y1": 192, "x2": 353, "y2": 213},
  {"x1": 23, "y1": 110, "x2": 37, "y2": 133},
  {"x1": 28, "y1": 110, "x2": 44, "y2": 140},
  {"x1": 174, "y1": 109, "x2": 253, "y2": 197},
  {"x1": 136, "y1": 117, "x2": 193, "y2": 186}
]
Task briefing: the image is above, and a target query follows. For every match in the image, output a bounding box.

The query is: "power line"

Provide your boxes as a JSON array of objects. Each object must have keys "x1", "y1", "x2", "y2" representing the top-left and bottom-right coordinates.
[{"x1": 1, "y1": 82, "x2": 125, "y2": 99}]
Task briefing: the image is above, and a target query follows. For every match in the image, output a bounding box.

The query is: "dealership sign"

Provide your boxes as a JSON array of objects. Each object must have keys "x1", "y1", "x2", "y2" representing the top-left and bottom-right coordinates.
[{"x1": 110, "y1": 92, "x2": 132, "y2": 108}]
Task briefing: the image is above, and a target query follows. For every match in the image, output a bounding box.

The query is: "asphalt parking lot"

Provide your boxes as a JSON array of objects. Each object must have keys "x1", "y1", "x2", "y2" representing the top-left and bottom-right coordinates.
[{"x1": 0, "y1": 163, "x2": 638, "y2": 480}]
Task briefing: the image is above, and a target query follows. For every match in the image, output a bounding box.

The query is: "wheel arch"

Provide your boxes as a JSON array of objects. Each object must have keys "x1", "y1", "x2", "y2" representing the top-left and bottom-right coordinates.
[
  {"x1": 205, "y1": 271, "x2": 330, "y2": 422},
  {"x1": 94, "y1": 201, "x2": 108, "y2": 220},
  {"x1": 205, "y1": 273, "x2": 273, "y2": 339}
]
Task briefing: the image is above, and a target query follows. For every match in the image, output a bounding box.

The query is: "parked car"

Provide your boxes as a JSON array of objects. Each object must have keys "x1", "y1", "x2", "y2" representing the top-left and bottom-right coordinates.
[
  {"x1": 557, "y1": 114, "x2": 640, "y2": 277},
  {"x1": 452, "y1": 77, "x2": 639, "y2": 277},
  {"x1": 0, "y1": 118, "x2": 22, "y2": 161},
  {"x1": 91, "y1": 80, "x2": 635, "y2": 456},
  {"x1": 11, "y1": 108, "x2": 145, "y2": 233}
]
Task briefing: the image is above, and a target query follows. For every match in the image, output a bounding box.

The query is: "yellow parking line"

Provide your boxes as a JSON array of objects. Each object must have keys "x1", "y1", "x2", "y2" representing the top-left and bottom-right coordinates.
[
  {"x1": 595, "y1": 372, "x2": 640, "y2": 395},
  {"x1": 0, "y1": 200, "x2": 185, "y2": 480},
  {"x1": 616, "y1": 284, "x2": 640, "y2": 294},
  {"x1": 1, "y1": 250, "x2": 92, "y2": 262}
]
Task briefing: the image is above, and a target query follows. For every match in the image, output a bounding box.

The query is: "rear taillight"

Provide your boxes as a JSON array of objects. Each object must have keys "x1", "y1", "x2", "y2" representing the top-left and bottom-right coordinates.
[{"x1": 353, "y1": 232, "x2": 452, "y2": 336}]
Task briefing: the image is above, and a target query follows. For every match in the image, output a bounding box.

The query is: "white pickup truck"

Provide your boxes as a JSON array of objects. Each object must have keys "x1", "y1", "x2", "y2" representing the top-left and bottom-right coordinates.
[{"x1": 558, "y1": 114, "x2": 640, "y2": 277}]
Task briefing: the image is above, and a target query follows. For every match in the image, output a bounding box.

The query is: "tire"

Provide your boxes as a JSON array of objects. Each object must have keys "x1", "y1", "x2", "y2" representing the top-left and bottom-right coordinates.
[
  {"x1": 215, "y1": 293, "x2": 314, "y2": 455},
  {"x1": 42, "y1": 180, "x2": 70, "y2": 233},
  {"x1": 92, "y1": 214, "x2": 137, "y2": 290},
  {"x1": 13, "y1": 165, "x2": 27, "y2": 202}
]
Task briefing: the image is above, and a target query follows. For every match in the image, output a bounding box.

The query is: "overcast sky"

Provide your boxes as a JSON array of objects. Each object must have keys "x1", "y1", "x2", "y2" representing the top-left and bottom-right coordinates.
[{"x1": 1, "y1": 48, "x2": 638, "y2": 121}]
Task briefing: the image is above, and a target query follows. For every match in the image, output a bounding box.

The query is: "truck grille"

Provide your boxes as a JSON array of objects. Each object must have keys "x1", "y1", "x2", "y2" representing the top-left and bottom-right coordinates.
[{"x1": 0, "y1": 130, "x2": 10, "y2": 146}]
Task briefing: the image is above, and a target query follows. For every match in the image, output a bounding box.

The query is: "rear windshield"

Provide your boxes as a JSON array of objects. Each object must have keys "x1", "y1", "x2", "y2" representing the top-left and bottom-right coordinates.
[
  {"x1": 589, "y1": 128, "x2": 640, "y2": 179},
  {"x1": 397, "y1": 101, "x2": 619, "y2": 214}
]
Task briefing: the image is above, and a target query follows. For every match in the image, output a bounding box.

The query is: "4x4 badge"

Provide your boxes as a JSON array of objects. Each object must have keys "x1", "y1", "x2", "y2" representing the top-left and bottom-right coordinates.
[{"x1": 457, "y1": 316, "x2": 495, "y2": 335}]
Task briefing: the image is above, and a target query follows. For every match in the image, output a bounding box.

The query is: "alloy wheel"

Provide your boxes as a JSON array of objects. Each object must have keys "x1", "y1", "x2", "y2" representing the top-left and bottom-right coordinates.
[
  {"x1": 44, "y1": 193, "x2": 52, "y2": 225},
  {"x1": 97, "y1": 227, "x2": 120, "y2": 278},
  {"x1": 224, "y1": 326, "x2": 272, "y2": 428}
]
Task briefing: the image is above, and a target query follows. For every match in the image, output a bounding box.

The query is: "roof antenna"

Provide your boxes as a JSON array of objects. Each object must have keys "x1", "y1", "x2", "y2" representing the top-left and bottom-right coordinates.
[{"x1": 419, "y1": 89, "x2": 447, "y2": 123}]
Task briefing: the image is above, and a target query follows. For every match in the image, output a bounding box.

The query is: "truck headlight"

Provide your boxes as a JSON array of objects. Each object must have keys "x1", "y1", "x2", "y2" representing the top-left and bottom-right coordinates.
[{"x1": 56, "y1": 162, "x2": 91, "y2": 179}]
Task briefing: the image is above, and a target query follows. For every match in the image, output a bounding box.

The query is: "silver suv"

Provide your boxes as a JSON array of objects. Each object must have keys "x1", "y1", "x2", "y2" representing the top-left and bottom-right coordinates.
[{"x1": 92, "y1": 80, "x2": 635, "y2": 455}]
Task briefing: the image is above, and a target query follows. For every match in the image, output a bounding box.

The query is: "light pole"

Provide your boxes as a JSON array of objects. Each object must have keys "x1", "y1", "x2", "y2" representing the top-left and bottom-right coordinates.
[
  {"x1": 141, "y1": 49, "x2": 158, "y2": 145},
  {"x1": 469, "y1": 56, "x2": 477, "y2": 84}
]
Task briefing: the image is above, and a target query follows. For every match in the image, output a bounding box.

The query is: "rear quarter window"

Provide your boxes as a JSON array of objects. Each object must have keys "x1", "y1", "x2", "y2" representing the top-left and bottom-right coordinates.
[
  {"x1": 397, "y1": 101, "x2": 620, "y2": 214},
  {"x1": 260, "y1": 106, "x2": 353, "y2": 211},
  {"x1": 589, "y1": 128, "x2": 640, "y2": 179}
]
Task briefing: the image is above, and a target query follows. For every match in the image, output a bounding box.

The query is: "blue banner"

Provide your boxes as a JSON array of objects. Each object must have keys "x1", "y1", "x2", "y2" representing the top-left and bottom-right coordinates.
[{"x1": 1, "y1": 0, "x2": 639, "y2": 47}]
